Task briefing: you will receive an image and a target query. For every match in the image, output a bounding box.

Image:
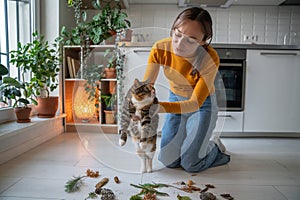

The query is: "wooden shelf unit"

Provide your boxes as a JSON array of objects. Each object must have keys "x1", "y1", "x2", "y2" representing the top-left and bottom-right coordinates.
[{"x1": 62, "y1": 45, "x2": 118, "y2": 133}]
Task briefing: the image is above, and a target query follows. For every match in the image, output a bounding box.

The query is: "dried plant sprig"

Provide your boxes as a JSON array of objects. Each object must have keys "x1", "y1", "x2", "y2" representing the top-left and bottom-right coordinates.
[
  {"x1": 129, "y1": 195, "x2": 143, "y2": 200},
  {"x1": 65, "y1": 175, "x2": 87, "y2": 193},
  {"x1": 85, "y1": 192, "x2": 98, "y2": 200},
  {"x1": 177, "y1": 194, "x2": 192, "y2": 200},
  {"x1": 130, "y1": 183, "x2": 169, "y2": 197}
]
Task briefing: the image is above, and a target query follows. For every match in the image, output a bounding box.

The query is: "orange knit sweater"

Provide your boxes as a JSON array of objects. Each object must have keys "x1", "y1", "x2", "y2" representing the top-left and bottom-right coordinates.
[{"x1": 143, "y1": 37, "x2": 220, "y2": 114}]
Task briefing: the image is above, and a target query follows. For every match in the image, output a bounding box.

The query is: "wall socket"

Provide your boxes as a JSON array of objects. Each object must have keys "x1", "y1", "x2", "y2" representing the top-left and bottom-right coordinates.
[{"x1": 243, "y1": 34, "x2": 258, "y2": 43}]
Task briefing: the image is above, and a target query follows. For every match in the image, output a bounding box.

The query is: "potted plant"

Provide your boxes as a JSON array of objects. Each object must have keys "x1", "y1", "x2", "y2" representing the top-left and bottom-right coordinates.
[
  {"x1": 101, "y1": 93, "x2": 117, "y2": 124},
  {"x1": 91, "y1": 0, "x2": 131, "y2": 45},
  {"x1": 58, "y1": 0, "x2": 131, "y2": 46},
  {"x1": 104, "y1": 49, "x2": 117, "y2": 79},
  {"x1": 10, "y1": 31, "x2": 61, "y2": 118},
  {"x1": 0, "y1": 64, "x2": 37, "y2": 122}
]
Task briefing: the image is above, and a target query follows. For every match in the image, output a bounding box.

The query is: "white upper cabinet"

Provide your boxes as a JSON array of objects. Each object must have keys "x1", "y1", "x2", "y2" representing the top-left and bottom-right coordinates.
[{"x1": 127, "y1": 0, "x2": 287, "y2": 6}]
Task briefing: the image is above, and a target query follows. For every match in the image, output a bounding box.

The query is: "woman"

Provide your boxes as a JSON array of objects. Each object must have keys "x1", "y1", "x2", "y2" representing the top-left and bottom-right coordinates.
[{"x1": 143, "y1": 7, "x2": 230, "y2": 172}]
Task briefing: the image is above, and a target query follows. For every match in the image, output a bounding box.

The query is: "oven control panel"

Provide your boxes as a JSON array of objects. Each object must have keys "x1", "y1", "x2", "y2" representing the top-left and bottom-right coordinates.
[{"x1": 215, "y1": 48, "x2": 246, "y2": 60}]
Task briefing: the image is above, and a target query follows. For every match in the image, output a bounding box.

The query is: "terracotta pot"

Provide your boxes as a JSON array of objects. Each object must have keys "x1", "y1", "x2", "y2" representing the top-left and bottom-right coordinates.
[
  {"x1": 36, "y1": 96, "x2": 59, "y2": 118},
  {"x1": 105, "y1": 68, "x2": 116, "y2": 78},
  {"x1": 104, "y1": 30, "x2": 117, "y2": 45},
  {"x1": 104, "y1": 110, "x2": 116, "y2": 124},
  {"x1": 109, "y1": 81, "x2": 116, "y2": 94},
  {"x1": 14, "y1": 107, "x2": 32, "y2": 123}
]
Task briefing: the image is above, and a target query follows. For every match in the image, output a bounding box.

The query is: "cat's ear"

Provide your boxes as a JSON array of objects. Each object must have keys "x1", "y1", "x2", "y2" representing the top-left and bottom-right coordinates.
[
  {"x1": 143, "y1": 79, "x2": 154, "y2": 86},
  {"x1": 143, "y1": 79, "x2": 149, "y2": 84},
  {"x1": 133, "y1": 78, "x2": 141, "y2": 86}
]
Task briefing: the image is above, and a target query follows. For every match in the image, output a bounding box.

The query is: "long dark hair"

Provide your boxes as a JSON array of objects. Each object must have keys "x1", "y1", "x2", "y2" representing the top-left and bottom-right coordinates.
[{"x1": 170, "y1": 7, "x2": 213, "y2": 45}]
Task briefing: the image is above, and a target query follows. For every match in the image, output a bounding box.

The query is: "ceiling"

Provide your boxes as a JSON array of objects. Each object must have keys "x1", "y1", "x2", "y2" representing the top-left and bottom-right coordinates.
[{"x1": 127, "y1": 0, "x2": 298, "y2": 6}]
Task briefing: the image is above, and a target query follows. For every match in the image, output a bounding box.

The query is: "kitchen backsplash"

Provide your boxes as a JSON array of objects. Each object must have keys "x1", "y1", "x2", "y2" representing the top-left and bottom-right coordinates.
[{"x1": 123, "y1": 5, "x2": 300, "y2": 45}]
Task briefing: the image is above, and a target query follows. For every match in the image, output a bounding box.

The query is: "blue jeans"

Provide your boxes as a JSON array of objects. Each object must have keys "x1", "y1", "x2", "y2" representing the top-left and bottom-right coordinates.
[{"x1": 158, "y1": 91, "x2": 230, "y2": 173}]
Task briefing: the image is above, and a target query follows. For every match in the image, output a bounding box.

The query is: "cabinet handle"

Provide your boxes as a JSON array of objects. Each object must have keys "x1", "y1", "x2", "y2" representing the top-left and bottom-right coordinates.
[
  {"x1": 218, "y1": 114, "x2": 232, "y2": 118},
  {"x1": 133, "y1": 49, "x2": 151, "y2": 53},
  {"x1": 260, "y1": 52, "x2": 298, "y2": 56},
  {"x1": 220, "y1": 63, "x2": 243, "y2": 67}
]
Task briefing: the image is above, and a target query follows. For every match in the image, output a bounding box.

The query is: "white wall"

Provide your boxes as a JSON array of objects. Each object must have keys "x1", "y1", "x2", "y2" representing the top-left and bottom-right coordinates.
[
  {"x1": 125, "y1": 5, "x2": 300, "y2": 45},
  {"x1": 39, "y1": 0, "x2": 75, "y2": 113}
]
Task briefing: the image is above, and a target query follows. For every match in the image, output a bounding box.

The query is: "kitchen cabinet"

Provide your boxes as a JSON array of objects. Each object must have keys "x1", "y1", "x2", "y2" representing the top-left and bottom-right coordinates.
[
  {"x1": 62, "y1": 45, "x2": 118, "y2": 133},
  {"x1": 244, "y1": 50, "x2": 300, "y2": 133},
  {"x1": 214, "y1": 111, "x2": 244, "y2": 134}
]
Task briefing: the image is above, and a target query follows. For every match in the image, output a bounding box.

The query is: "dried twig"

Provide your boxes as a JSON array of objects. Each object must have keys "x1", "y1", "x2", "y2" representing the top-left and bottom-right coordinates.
[{"x1": 64, "y1": 175, "x2": 87, "y2": 193}]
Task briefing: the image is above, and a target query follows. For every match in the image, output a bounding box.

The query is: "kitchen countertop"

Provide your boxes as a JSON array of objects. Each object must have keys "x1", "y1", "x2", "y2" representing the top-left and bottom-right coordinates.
[{"x1": 119, "y1": 42, "x2": 300, "y2": 50}]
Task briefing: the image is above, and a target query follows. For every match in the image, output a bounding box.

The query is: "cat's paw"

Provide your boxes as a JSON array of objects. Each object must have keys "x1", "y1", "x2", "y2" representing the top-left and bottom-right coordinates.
[
  {"x1": 139, "y1": 141, "x2": 147, "y2": 149},
  {"x1": 147, "y1": 168, "x2": 152, "y2": 173},
  {"x1": 119, "y1": 130, "x2": 127, "y2": 146},
  {"x1": 119, "y1": 139, "x2": 126, "y2": 146}
]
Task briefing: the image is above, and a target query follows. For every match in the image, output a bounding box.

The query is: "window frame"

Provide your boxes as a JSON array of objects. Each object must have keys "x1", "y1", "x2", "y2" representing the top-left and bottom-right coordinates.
[{"x1": 0, "y1": 0, "x2": 38, "y2": 122}]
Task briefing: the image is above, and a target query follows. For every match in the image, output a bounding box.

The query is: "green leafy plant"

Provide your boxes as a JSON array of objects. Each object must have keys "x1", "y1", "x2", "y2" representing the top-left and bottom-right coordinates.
[
  {"x1": 82, "y1": 63, "x2": 105, "y2": 103},
  {"x1": 101, "y1": 93, "x2": 116, "y2": 110},
  {"x1": 58, "y1": 0, "x2": 131, "y2": 46},
  {"x1": 0, "y1": 64, "x2": 36, "y2": 108},
  {"x1": 10, "y1": 31, "x2": 60, "y2": 98},
  {"x1": 81, "y1": 50, "x2": 117, "y2": 107},
  {"x1": 104, "y1": 49, "x2": 117, "y2": 69},
  {"x1": 103, "y1": 1, "x2": 131, "y2": 33},
  {"x1": 130, "y1": 183, "x2": 169, "y2": 198},
  {"x1": 0, "y1": 64, "x2": 8, "y2": 76}
]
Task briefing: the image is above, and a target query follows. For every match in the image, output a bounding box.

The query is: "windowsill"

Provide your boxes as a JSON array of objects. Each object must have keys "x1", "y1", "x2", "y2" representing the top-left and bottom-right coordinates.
[
  {"x1": 0, "y1": 107, "x2": 16, "y2": 123},
  {"x1": 0, "y1": 114, "x2": 66, "y2": 138},
  {"x1": 0, "y1": 114, "x2": 66, "y2": 165},
  {"x1": 0, "y1": 104, "x2": 39, "y2": 123}
]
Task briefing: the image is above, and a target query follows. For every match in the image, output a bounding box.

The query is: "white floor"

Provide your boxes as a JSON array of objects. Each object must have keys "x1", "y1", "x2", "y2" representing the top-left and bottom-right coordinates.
[{"x1": 0, "y1": 132, "x2": 300, "y2": 200}]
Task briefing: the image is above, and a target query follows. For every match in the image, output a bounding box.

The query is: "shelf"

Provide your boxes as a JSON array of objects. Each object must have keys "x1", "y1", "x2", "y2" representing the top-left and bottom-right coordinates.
[
  {"x1": 65, "y1": 78, "x2": 85, "y2": 81},
  {"x1": 63, "y1": 45, "x2": 115, "y2": 49},
  {"x1": 81, "y1": 0, "x2": 128, "y2": 10},
  {"x1": 100, "y1": 78, "x2": 117, "y2": 81},
  {"x1": 66, "y1": 124, "x2": 118, "y2": 133}
]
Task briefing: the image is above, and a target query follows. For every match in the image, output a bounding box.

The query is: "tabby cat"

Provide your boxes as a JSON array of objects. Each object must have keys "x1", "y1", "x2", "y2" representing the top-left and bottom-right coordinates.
[{"x1": 119, "y1": 79, "x2": 159, "y2": 173}]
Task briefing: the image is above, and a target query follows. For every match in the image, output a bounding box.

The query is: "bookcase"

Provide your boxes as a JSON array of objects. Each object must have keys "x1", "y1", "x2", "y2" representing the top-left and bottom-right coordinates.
[{"x1": 62, "y1": 45, "x2": 119, "y2": 133}]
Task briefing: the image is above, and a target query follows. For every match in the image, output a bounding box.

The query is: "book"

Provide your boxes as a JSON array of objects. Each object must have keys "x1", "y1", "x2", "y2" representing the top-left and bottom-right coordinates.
[
  {"x1": 67, "y1": 56, "x2": 74, "y2": 78},
  {"x1": 71, "y1": 58, "x2": 81, "y2": 78}
]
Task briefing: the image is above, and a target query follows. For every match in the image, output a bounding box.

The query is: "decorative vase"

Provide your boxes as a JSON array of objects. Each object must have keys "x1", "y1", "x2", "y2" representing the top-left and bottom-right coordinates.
[
  {"x1": 36, "y1": 97, "x2": 59, "y2": 118},
  {"x1": 14, "y1": 107, "x2": 32, "y2": 123},
  {"x1": 73, "y1": 85, "x2": 95, "y2": 122}
]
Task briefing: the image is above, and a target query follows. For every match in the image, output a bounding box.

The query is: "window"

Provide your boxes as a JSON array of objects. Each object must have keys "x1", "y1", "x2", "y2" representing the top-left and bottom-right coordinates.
[{"x1": 0, "y1": 0, "x2": 37, "y2": 109}]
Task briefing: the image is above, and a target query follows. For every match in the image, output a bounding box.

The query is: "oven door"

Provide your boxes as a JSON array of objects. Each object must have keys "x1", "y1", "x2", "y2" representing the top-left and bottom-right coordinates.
[{"x1": 214, "y1": 60, "x2": 245, "y2": 111}]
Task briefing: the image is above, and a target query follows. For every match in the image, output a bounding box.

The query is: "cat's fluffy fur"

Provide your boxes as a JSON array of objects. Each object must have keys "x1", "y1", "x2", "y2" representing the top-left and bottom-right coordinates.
[{"x1": 119, "y1": 79, "x2": 159, "y2": 173}]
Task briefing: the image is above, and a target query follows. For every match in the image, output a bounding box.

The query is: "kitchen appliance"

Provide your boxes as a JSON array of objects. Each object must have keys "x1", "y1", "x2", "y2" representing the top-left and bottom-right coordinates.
[{"x1": 214, "y1": 48, "x2": 246, "y2": 111}]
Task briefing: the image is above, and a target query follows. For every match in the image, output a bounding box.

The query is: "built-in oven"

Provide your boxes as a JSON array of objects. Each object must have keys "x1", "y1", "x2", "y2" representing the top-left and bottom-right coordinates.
[{"x1": 214, "y1": 48, "x2": 246, "y2": 111}]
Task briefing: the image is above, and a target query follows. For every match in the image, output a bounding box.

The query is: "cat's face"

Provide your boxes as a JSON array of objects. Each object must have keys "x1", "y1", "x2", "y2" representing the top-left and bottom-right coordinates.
[{"x1": 132, "y1": 79, "x2": 156, "y2": 101}]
